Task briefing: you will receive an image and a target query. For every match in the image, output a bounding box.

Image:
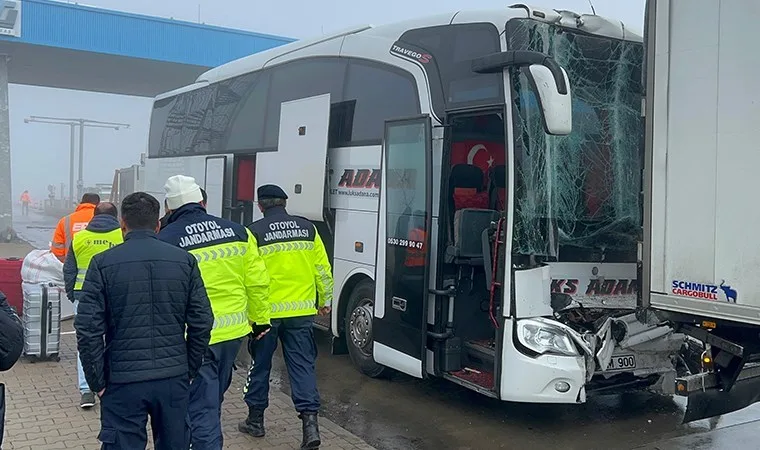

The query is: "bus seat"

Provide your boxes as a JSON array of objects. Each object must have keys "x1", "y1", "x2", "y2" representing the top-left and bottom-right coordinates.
[
  {"x1": 490, "y1": 165, "x2": 506, "y2": 210},
  {"x1": 449, "y1": 164, "x2": 489, "y2": 212},
  {"x1": 447, "y1": 208, "x2": 499, "y2": 265},
  {"x1": 447, "y1": 164, "x2": 488, "y2": 263}
]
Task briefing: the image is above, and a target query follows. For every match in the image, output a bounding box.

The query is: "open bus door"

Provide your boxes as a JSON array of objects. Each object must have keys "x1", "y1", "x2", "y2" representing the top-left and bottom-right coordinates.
[
  {"x1": 255, "y1": 94, "x2": 331, "y2": 221},
  {"x1": 373, "y1": 116, "x2": 433, "y2": 378}
]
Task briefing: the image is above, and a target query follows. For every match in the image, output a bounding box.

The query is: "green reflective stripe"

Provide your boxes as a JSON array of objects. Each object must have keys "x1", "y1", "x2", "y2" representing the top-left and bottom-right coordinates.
[
  {"x1": 270, "y1": 300, "x2": 316, "y2": 314},
  {"x1": 212, "y1": 311, "x2": 248, "y2": 330},
  {"x1": 74, "y1": 267, "x2": 87, "y2": 289},
  {"x1": 259, "y1": 241, "x2": 314, "y2": 256},
  {"x1": 315, "y1": 264, "x2": 334, "y2": 304},
  {"x1": 192, "y1": 243, "x2": 248, "y2": 263}
]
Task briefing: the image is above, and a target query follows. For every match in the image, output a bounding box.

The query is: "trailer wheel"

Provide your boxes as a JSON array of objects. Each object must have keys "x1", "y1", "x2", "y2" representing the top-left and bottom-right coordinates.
[{"x1": 345, "y1": 280, "x2": 388, "y2": 378}]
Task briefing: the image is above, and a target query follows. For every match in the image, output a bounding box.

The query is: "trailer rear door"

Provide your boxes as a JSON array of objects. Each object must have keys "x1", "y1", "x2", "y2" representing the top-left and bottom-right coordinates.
[{"x1": 643, "y1": 0, "x2": 760, "y2": 326}]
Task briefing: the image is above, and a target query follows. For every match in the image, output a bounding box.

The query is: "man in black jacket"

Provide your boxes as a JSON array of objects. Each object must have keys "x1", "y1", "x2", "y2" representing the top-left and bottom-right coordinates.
[
  {"x1": 0, "y1": 291, "x2": 24, "y2": 448},
  {"x1": 75, "y1": 192, "x2": 214, "y2": 450}
]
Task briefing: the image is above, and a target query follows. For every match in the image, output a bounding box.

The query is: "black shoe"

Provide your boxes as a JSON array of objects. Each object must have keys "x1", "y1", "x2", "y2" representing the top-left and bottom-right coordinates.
[
  {"x1": 80, "y1": 392, "x2": 96, "y2": 409},
  {"x1": 238, "y1": 407, "x2": 265, "y2": 438},
  {"x1": 299, "y1": 413, "x2": 321, "y2": 449}
]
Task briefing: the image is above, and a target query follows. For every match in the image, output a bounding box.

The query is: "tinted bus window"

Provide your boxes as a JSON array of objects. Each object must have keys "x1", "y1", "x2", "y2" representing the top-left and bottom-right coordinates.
[
  {"x1": 341, "y1": 60, "x2": 420, "y2": 145},
  {"x1": 397, "y1": 23, "x2": 502, "y2": 118},
  {"x1": 221, "y1": 72, "x2": 269, "y2": 152},
  {"x1": 150, "y1": 57, "x2": 420, "y2": 157},
  {"x1": 263, "y1": 58, "x2": 348, "y2": 148},
  {"x1": 149, "y1": 85, "x2": 215, "y2": 158}
]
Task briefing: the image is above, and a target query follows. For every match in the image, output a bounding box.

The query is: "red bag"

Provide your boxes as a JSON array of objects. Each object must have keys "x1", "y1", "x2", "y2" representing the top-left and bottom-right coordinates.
[{"x1": 0, "y1": 257, "x2": 23, "y2": 316}]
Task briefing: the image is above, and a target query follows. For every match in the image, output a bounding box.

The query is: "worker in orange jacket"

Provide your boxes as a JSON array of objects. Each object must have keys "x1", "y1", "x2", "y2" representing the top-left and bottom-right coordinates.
[
  {"x1": 404, "y1": 212, "x2": 427, "y2": 267},
  {"x1": 19, "y1": 191, "x2": 31, "y2": 217},
  {"x1": 50, "y1": 193, "x2": 100, "y2": 261}
]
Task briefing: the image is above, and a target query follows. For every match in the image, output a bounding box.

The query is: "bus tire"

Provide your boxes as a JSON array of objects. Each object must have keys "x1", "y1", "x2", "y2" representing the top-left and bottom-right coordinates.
[{"x1": 345, "y1": 280, "x2": 388, "y2": 378}]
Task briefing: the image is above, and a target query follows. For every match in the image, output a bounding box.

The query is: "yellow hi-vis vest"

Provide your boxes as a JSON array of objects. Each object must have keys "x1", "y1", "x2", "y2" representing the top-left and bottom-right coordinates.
[
  {"x1": 185, "y1": 228, "x2": 270, "y2": 346},
  {"x1": 157, "y1": 206, "x2": 270, "y2": 347},
  {"x1": 248, "y1": 211, "x2": 334, "y2": 319},
  {"x1": 72, "y1": 228, "x2": 124, "y2": 290}
]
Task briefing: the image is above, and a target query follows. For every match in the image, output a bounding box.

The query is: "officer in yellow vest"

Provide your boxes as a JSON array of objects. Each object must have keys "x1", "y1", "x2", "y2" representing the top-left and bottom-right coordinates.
[
  {"x1": 239, "y1": 184, "x2": 334, "y2": 450},
  {"x1": 158, "y1": 175, "x2": 270, "y2": 450},
  {"x1": 63, "y1": 202, "x2": 123, "y2": 409}
]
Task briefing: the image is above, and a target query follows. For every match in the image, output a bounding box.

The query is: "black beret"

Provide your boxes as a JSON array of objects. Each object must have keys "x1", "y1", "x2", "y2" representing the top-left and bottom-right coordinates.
[{"x1": 257, "y1": 184, "x2": 288, "y2": 200}]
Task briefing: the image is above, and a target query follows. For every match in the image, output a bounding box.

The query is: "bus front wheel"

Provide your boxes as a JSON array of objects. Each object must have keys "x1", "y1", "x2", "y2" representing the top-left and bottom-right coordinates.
[{"x1": 345, "y1": 280, "x2": 388, "y2": 378}]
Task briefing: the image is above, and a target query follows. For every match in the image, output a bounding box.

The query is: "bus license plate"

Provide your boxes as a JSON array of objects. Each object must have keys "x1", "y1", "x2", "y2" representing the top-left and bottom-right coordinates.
[{"x1": 607, "y1": 355, "x2": 637, "y2": 371}]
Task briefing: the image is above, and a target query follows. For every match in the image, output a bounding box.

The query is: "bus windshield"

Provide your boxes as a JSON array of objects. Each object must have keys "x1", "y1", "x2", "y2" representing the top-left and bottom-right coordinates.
[{"x1": 507, "y1": 19, "x2": 643, "y2": 261}]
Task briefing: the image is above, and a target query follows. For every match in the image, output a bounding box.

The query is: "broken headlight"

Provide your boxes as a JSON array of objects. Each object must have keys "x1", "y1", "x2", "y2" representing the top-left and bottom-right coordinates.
[{"x1": 517, "y1": 319, "x2": 579, "y2": 357}]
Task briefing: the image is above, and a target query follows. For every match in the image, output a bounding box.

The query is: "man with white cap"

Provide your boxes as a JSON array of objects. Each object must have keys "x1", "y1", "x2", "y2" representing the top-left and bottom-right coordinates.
[{"x1": 158, "y1": 175, "x2": 271, "y2": 450}]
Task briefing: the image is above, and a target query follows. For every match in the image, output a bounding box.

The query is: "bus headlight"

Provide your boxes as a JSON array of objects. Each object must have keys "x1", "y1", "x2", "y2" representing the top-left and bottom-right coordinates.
[{"x1": 516, "y1": 319, "x2": 579, "y2": 357}]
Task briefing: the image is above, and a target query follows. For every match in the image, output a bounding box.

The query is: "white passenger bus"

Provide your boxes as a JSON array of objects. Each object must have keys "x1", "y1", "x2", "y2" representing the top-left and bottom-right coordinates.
[{"x1": 141, "y1": 5, "x2": 684, "y2": 404}]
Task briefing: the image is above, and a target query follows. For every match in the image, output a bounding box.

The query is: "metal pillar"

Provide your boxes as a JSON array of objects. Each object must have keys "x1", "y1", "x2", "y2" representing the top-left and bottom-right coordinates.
[
  {"x1": 77, "y1": 120, "x2": 84, "y2": 201},
  {"x1": 0, "y1": 55, "x2": 11, "y2": 233},
  {"x1": 69, "y1": 124, "x2": 76, "y2": 205}
]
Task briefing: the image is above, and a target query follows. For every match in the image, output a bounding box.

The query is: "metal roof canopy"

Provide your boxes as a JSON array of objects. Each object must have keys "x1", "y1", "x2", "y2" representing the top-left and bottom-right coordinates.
[
  {"x1": 0, "y1": 0, "x2": 294, "y2": 97},
  {"x1": 0, "y1": 0, "x2": 294, "y2": 233}
]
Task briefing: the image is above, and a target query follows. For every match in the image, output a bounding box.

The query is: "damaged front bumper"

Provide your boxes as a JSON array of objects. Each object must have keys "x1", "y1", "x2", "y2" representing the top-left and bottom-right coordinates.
[
  {"x1": 581, "y1": 312, "x2": 684, "y2": 394},
  {"x1": 518, "y1": 312, "x2": 684, "y2": 396}
]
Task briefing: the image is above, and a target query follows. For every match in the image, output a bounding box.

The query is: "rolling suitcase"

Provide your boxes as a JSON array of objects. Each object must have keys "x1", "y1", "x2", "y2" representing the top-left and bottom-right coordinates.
[
  {"x1": 0, "y1": 257, "x2": 23, "y2": 316},
  {"x1": 22, "y1": 282, "x2": 61, "y2": 362}
]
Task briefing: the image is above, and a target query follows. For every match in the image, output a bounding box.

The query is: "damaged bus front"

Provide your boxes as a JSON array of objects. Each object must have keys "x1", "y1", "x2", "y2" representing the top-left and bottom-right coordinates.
[
  {"x1": 370, "y1": 5, "x2": 684, "y2": 404},
  {"x1": 492, "y1": 7, "x2": 684, "y2": 402}
]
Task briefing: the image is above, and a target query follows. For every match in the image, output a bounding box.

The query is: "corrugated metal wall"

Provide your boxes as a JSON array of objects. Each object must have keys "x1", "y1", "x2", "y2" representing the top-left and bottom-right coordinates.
[{"x1": 15, "y1": 0, "x2": 294, "y2": 67}]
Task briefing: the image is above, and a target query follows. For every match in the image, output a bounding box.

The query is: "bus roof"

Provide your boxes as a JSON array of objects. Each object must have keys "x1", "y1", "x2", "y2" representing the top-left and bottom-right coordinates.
[{"x1": 193, "y1": 5, "x2": 642, "y2": 88}]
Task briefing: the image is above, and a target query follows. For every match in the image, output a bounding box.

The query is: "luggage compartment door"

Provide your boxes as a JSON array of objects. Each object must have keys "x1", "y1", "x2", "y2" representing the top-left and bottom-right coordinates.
[
  {"x1": 255, "y1": 94, "x2": 331, "y2": 221},
  {"x1": 373, "y1": 115, "x2": 433, "y2": 378}
]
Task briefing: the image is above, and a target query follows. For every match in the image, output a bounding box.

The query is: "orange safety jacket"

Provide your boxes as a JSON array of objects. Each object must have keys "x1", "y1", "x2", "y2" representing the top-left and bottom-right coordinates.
[
  {"x1": 51, "y1": 203, "x2": 96, "y2": 260},
  {"x1": 404, "y1": 228, "x2": 427, "y2": 267},
  {"x1": 20, "y1": 192, "x2": 30, "y2": 203}
]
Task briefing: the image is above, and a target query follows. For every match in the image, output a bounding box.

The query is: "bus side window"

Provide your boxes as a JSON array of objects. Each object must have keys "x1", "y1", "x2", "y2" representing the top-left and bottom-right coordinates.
[
  {"x1": 343, "y1": 60, "x2": 420, "y2": 145},
  {"x1": 263, "y1": 58, "x2": 347, "y2": 149}
]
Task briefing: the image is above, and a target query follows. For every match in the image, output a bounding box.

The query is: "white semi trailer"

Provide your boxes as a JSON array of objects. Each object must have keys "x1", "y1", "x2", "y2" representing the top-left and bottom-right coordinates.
[{"x1": 642, "y1": 0, "x2": 760, "y2": 422}]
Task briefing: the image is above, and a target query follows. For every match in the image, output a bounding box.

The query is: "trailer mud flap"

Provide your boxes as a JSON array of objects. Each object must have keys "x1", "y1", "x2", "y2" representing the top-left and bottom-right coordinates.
[{"x1": 682, "y1": 375, "x2": 760, "y2": 423}]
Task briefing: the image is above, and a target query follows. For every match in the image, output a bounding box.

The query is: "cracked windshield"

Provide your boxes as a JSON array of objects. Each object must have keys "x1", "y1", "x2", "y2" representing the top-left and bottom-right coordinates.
[
  {"x1": 508, "y1": 18, "x2": 643, "y2": 261},
  {"x1": 1, "y1": 1, "x2": 759, "y2": 450}
]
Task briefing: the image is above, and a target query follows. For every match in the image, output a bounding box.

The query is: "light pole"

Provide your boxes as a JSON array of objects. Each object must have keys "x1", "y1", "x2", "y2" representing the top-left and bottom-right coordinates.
[{"x1": 24, "y1": 116, "x2": 130, "y2": 205}]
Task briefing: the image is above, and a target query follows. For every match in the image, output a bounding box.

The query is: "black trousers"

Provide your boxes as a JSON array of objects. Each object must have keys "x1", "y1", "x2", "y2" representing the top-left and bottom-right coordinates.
[
  {"x1": 98, "y1": 375, "x2": 190, "y2": 450},
  {"x1": 244, "y1": 316, "x2": 320, "y2": 413},
  {"x1": 187, "y1": 338, "x2": 243, "y2": 450}
]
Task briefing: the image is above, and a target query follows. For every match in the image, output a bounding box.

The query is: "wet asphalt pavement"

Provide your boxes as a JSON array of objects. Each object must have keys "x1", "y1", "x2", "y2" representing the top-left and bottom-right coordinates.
[
  {"x1": 12, "y1": 207, "x2": 760, "y2": 450},
  {"x1": 271, "y1": 332, "x2": 760, "y2": 450}
]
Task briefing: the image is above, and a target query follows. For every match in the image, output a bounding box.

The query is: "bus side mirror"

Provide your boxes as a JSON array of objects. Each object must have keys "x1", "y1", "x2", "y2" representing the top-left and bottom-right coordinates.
[
  {"x1": 471, "y1": 51, "x2": 573, "y2": 136},
  {"x1": 523, "y1": 65, "x2": 572, "y2": 136}
]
